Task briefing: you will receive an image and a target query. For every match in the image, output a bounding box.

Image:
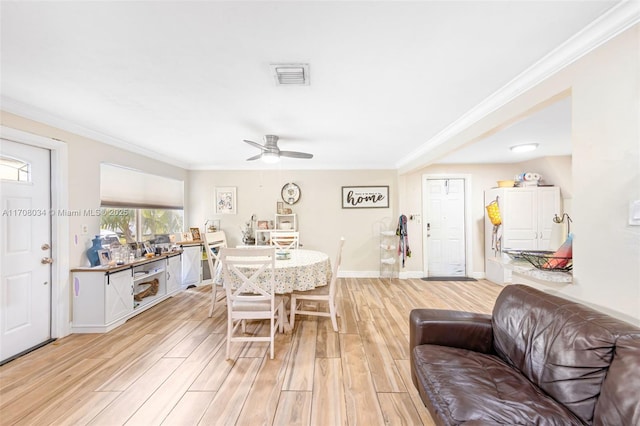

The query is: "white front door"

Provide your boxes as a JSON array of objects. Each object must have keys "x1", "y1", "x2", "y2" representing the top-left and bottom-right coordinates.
[
  {"x1": 1, "y1": 139, "x2": 52, "y2": 363},
  {"x1": 424, "y1": 178, "x2": 466, "y2": 277}
]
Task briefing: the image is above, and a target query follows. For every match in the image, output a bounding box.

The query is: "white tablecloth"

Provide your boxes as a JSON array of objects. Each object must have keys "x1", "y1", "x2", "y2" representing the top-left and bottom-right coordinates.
[{"x1": 216, "y1": 249, "x2": 331, "y2": 294}]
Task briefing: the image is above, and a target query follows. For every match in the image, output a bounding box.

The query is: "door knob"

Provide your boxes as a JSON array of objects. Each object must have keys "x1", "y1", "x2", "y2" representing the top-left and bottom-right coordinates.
[
  {"x1": 41, "y1": 243, "x2": 50, "y2": 250},
  {"x1": 41, "y1": 257, "x2": 54, "y2": 264}
]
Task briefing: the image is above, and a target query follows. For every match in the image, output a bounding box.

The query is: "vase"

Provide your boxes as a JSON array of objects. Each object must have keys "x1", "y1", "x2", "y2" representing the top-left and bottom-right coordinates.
[{"x1": 86, "y1": 235, "x2": 103, "y2": 266}]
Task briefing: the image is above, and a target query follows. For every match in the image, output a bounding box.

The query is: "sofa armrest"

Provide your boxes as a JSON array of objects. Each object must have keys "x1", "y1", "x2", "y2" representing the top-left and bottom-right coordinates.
[{"x1": 409, "y1": 309, "x2": 494, "y2": 355}]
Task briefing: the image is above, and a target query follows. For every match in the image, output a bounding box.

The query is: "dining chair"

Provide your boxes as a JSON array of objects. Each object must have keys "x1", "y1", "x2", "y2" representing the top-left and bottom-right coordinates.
[
  {"x1": 203, "y1": 230, "x2": 227, "y2": 317},
  {"x1": 220, "y1": 247, "x2": 285, "y2": 360},
  {"x1": 270, "y1": 231, "x2": 300, "y2": 250},
  {"x1": 289, "y1": 237, "x2": 345, "y2": 332}
]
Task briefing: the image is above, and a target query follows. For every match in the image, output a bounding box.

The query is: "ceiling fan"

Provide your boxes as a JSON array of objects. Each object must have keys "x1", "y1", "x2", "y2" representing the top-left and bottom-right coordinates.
[{"x1": 243, "y1": 135, "x2": 313, "y2": 163}]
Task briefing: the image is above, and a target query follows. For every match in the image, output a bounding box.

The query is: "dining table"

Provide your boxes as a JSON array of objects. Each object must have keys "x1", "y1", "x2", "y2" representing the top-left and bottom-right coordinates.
[{"x1": 214, "y1": 248, "x2": 332, "y2": 294}]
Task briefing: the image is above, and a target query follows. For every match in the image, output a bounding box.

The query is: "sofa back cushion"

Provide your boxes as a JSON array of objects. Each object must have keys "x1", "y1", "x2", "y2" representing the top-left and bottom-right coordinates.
[{"x1": 492, "y1": 285, "x2": 639, "y2": 424}]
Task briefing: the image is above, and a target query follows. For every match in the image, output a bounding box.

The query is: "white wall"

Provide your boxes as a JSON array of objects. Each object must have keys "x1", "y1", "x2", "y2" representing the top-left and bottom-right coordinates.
[
  {"x1": 0, "y1": 111, "x2": 189, "y2": 267},
  {"x1": 400, "y1": 158, "x2": 571, "y2": 277},
  {"x1": 399, "y1": 24, "x2": 640, "y2": 323},
  {"x1": 188, "y1": 169, "x2": 398, "y2": 275}
]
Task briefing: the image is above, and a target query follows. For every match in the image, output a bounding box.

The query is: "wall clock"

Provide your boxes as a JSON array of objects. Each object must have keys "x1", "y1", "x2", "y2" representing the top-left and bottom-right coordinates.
[{"x1": 281, "y1": 182, "x2": 301, "y2": 205}]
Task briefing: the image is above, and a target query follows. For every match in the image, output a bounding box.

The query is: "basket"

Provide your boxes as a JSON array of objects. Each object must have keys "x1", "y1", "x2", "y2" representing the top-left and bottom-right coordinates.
[{"x1": 519, "y1": 251, "x2": 573, "y2": 272}]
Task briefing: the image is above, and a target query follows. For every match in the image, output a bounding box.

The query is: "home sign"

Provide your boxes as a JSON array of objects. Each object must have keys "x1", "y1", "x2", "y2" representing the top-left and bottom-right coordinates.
[{"x1": 341, "y1": 186, "x2": 389, "y2": 209}]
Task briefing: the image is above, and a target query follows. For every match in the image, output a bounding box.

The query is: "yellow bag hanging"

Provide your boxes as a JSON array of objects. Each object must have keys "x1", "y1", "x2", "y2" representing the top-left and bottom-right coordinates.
[{"x1": 486, "y1": 199, "x2": 502, "y2": 226}]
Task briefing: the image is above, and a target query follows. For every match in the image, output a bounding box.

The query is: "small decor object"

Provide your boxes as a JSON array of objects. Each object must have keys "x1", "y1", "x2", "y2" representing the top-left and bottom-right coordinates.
[
  {"x1": 215, "y1": 186, "x2": 237, "y2": 214},
  {"x1": 98, "y1": 249, "x2": 111, "y2": 266},
  {"x1": 134, "y1": 278, "x2": 159, "y2": 301},
  {"x1": 277, "y1": 201, "x2": 284, "y2": 214},
  {"x1": 486, "y1": 197, "x2": 502, "y2": 253},
  {"x1": 86, "y1": 235, "x2": 103, "y2": 267},
  {"x1": 497, "y1": 180, "x2": 515, "y2": 188},
  {"x1": 257, "y1": 220, "x2": 269, "y2": 230},
  {"x1": 281, "y1": 182, "x2": 301, "y2": 205},
  {"x1": 190, "y1": 227, "x2": 201, "y2": 241},
  {"x1": 341, "y1": 186, "x2": 389, "y2": 209}
]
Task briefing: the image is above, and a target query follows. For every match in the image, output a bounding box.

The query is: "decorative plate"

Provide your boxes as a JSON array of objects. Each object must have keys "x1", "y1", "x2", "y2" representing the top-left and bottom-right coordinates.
[{"x1": 281, "y1": 182, "x2": 301, "y2": 205}]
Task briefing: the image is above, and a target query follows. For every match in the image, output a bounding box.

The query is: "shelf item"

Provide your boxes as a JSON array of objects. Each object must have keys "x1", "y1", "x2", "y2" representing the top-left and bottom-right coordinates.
[
  {"x1": 275, "y1": 214, "x2": 297, "y2": 231},
  {"x1": 380, "y1": 228, "x2": 398, "y2": 279},
  {"x1": 256, "y1": 214, "x2": 299, "y2": 245}
]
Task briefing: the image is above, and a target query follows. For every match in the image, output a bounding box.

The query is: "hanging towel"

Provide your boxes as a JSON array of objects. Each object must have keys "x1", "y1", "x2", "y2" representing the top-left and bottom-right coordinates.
[{"x1": 396, "y1": 214, "x2": 411, "y2": 267}]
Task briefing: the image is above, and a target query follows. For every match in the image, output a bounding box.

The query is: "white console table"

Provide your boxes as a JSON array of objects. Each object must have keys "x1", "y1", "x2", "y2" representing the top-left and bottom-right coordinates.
[{"x1": 71, "y1": 251, "x2": 182, "y2": 333}]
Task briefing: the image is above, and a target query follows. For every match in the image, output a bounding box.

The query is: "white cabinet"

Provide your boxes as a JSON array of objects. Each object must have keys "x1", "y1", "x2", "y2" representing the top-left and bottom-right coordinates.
[
  {"x1": 105, "y1": 270, "x2": 134, "y2": 324},
  {"x1": 380, "y1": 230, "x2": 397, "y2": 279},
  {"x1": 72, "y1": 253, "x2": 182, "y2": 333},
  {"x1": 181, "y1": 244, "x2": 202, "y2": 287},
  {"x1": 484, "y1": 186, "x2": 561, "y2": 284},
  {"x1": 166, "y1": 254, "x2": 182, "y2": 293}
]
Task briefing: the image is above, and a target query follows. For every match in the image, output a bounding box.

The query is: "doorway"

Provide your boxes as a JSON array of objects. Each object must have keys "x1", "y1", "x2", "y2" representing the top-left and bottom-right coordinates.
[
  {"x1": 1, "y1": 139, "x2": 53, "y2": 363},
  {"x1": 422, "y1": 175, "x2": 472, "y2": 278}
]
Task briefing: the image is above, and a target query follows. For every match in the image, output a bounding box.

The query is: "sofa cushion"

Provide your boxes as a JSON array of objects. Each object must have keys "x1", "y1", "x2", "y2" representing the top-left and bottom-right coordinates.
[
  {"x1": 491, "y1": 285, "x2": 633, "y2": 424},
  {"x1": 593, "y1": 333, "x2": 640, "y2": 425},
  {"x1": 413, "y1": 344, "x2": 582, "y2": 425}
]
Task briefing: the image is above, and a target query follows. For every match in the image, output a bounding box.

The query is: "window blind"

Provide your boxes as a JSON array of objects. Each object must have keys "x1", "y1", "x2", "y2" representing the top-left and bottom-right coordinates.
[{"x1": 100, "y1": 163, "x2": 184, "y2": 209}]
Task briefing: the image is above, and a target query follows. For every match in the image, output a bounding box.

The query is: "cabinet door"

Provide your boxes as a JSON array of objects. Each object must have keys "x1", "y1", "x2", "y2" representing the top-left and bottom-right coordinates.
[
  {"x1": 105, "y1": 270, "x2": 133, "y2": 323},
  {"x1": 502, "y1": 188, "x2": 537, "y2": 250},
  {"x1": 537, "y1": 187, "x2": 561, "y2": 250},
  {"x1": 166, "y1": 255, "x2": 182, "y2": 293},
  {"x1": 181, "y1": 245, "x2": 201, "y2": 286}
]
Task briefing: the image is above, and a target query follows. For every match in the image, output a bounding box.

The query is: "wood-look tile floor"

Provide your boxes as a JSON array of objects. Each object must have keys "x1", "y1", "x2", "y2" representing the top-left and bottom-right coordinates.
[{"x1": 0, "y1": 278, "x2": 502, "y2": 425}]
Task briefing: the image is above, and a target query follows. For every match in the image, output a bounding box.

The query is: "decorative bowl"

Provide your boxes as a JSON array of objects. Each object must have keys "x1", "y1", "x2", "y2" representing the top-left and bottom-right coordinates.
[{"x1": 279, "y1": 221, "x2": 292, "y2": 230}]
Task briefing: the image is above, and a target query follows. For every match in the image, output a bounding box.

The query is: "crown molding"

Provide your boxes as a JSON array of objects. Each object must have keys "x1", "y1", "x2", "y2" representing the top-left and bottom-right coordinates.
[
  {"x1": 397, "y1": 0, "x2": 640, "y2": 173},
  {"x1": 0, "y1": 96, "x2": 191, "y2": 170}
]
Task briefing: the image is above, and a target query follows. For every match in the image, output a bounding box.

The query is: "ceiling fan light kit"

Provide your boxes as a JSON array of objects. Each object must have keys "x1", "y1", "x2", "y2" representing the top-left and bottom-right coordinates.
[{"x1": 243, "y1": 134, "x2": 313, "y2": 162}]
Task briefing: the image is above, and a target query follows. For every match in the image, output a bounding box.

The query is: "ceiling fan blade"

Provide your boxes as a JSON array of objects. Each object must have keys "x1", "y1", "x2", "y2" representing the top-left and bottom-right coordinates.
[
  {"x1": 243, "y1": 139, "x2": 268, "y2": 151},
  {"x1": 279, "y1": 150, "x2": 313, "y2": 159},
  {"x1": 246, "y1": 153, "x2": 263, "y2": 161}
]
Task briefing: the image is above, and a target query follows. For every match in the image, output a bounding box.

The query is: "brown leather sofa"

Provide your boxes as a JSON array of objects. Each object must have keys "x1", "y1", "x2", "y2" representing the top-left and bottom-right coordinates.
[{"x1": 410, "y1": 284, "x2": 640, "y2": 425}]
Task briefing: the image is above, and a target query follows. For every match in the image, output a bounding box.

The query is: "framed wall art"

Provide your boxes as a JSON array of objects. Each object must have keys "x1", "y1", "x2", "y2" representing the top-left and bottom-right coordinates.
[
  {"x1": 341, "y1": 185, "x2": 389, "y2": 209},
  {"x1": 215, "y1": 186, "x2": 237, "y2": 215}
]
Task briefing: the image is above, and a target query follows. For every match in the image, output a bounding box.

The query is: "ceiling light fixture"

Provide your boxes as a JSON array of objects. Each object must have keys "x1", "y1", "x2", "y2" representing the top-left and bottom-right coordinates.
[
  {"x1": 510, "y1": 143, "x2": 539, "y2": 153},
  {"x1": 261, "y1": 151, "x2": 280, "y2": 164}
]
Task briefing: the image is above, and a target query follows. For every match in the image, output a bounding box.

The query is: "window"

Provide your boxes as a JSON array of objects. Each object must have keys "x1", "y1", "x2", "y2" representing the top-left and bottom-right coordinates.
[
  {"x1": 100, "y1": 208, "x2": 184, "y2": 244},
  {"x1": 99, "y1": 164, "x2": 184, "y2": 244},
  {"x1": 0, "y1": 156, "x2": 30, "y2": 182}
]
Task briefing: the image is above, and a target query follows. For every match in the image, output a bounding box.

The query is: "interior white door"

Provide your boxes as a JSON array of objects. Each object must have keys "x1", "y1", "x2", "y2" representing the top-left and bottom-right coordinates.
[
  {"x1": 1, "y1": 139, "x2": 52, "y2": 363},
  {"x1": 424, "y1": 178, "x2": 466, "y2": 277}
]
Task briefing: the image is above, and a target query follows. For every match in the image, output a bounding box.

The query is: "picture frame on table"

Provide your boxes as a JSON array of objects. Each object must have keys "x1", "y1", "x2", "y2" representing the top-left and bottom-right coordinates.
[
  {"x1": 190, "y1": 227, "x2": 201, "y2": 241},
  {"x1": 98, "y1": 249, "x2": 111, "y2": 266},
  {"x1": 182, "y1": 232, "x2": 193, "y2": 242},
  {"x1": 215, "y1": 187, "x2": 237, "y2": 215},
  {"x1": 341, "y1": 185, "x2": 390, "y2": 209},
  {"x1": 257, "y1": 220, "x2": 269, "y2": 230},
  {"x1": 277, "y1": 201, "x2": 284, "y2": 214}
]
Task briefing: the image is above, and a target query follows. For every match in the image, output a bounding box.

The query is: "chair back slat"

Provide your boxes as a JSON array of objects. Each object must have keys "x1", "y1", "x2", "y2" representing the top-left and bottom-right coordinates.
[
  {"x1": 221, "y1": 247, "x2": 276, "y2": 303},
  {"x1": 270, "y1": 231, "x2": 300, "y2": 250}
]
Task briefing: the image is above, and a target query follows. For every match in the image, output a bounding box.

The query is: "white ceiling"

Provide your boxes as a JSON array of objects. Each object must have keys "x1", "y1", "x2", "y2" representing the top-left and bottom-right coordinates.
[{"x1": 0, "y1": 1, "x2": 628, "y2": 170}]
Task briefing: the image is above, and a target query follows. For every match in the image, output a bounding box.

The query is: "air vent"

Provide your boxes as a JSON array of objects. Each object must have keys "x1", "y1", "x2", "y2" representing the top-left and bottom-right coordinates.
[{"x1": 270, "y1": 63, "x2": 310, "y2": 85}]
